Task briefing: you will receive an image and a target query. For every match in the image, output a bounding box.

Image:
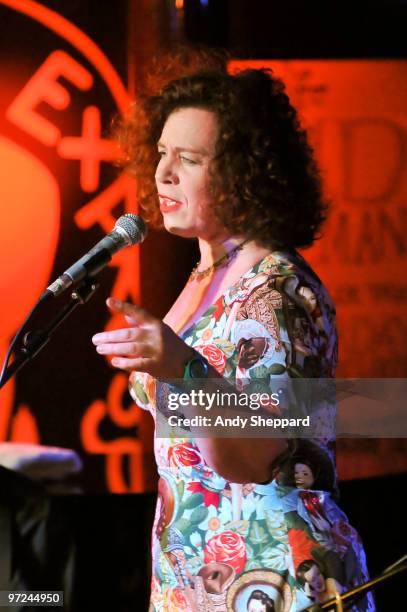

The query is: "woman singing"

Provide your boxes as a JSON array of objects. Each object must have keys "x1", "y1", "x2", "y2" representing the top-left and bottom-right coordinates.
[{"x1": 92, "y1": 50, "x2": 374, "y2": 612}]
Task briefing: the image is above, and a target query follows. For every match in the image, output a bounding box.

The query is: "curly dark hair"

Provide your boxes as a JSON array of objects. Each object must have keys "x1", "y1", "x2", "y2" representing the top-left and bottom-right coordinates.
[{"x1": 116, "y1": 48, "x2": 327, "y2": 249}]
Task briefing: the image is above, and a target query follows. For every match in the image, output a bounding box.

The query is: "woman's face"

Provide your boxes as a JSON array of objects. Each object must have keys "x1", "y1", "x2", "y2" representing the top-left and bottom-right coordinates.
[
  {"x1": 294, "y1": 463, "x2": 314, "y2": 489},
  {"x1": 155, "y1": 106, "x2": 223, "y2": 239}
]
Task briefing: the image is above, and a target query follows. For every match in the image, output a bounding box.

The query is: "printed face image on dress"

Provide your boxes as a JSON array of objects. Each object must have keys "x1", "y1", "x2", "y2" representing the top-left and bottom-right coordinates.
[
  {"x1": 294, "y1": 462, "x2": 315, "y2": 489},
  {"x1": 303, "y1": 564, "x2": 326, "y2": 598},
  {"x1": 287, "y1": 440, "x2": 337, "y2": 493},
  {"x1": 246, "y1": 588, "x2": 275, "y2": 611},
  {"x1": 197, "y1": 561, "x2": 235, "y2": 593},
  {"x1": 237, "y1": 337, "x2": 269, "y2": 369},
  {"x1": 226, "y1": 569, "x2": 293, "y2": 611},
  {"x1": 297, "y1": 559, "x2": 328, "y2": 602},
  {"x1": 231, "y1": 319, "x2": 278, "y2": 381}
]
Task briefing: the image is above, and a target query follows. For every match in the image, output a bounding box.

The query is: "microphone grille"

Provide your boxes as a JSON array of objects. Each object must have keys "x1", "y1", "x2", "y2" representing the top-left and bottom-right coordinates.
[{"x1": 116, "y1": 214, "x2": 148, "y2": 244}]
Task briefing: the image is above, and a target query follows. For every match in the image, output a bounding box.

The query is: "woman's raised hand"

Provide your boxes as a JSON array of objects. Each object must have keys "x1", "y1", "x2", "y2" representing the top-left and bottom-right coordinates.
[{"x1": 92, "y1": 298, "x2": 193, "y2": 379}]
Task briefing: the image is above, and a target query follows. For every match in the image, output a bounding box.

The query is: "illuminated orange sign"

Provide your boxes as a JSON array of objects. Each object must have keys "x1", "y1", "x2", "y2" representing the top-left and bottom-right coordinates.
[
  {"x1": 231, "y1": 59, "x2": 407, "y2": 479},
  {"x1": 231, "y1": 59, "x2": 407, "y2": 378},
  {"x1": 0, "y1": 0, "x2": 151, "y2": 492}
]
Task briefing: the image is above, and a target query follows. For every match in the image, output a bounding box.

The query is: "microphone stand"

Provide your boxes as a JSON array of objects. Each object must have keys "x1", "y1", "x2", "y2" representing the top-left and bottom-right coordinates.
[
  {"x1": 0, "y1": 278, "x2": 99, "y2": 390},
  {"x1": 303, "y1": 553, "x2": 407, "y2": 611}
]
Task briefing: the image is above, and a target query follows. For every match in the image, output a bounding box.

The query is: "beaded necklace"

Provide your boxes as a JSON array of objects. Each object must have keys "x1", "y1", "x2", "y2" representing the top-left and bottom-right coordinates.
[{"x1": 188, "y1": 239, "x2": 249, "y2": 282}]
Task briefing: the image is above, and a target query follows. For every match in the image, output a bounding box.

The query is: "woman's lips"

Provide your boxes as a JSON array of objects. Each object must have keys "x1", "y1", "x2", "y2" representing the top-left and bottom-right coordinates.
[{"x1": 158, "y1": 195, "x2": 183, "y2": 213}]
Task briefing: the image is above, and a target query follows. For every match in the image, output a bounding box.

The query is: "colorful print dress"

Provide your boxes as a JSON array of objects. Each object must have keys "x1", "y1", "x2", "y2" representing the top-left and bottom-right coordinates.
[{"x1": 130, "y1": 251, "x2": 375, "y2": 612}]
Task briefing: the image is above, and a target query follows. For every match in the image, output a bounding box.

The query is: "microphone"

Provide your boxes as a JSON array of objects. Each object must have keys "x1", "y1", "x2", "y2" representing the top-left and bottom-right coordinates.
[{"x1": 41, "y1": 214, "x2": 148, "y2": 301}]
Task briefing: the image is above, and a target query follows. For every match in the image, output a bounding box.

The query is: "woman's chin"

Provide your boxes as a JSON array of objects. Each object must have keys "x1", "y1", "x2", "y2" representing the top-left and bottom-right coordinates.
[
  {"x1": 163, "y1": 216, "x2": 221, "y2": 241},
  {"x1": 164, "y1": 222, "x2": 197, "y2": 239}
]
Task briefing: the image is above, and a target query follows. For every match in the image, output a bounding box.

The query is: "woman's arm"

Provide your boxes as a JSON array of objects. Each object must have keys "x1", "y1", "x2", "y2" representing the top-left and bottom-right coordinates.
[{"x1": 92, "y1": 297, "x2": 287, "y2": 484}]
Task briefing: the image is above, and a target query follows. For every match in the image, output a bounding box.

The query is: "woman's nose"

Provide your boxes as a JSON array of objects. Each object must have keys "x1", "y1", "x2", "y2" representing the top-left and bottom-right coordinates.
[{"x1": 155, "y1": 158, "x2": 179, "y2": 185}]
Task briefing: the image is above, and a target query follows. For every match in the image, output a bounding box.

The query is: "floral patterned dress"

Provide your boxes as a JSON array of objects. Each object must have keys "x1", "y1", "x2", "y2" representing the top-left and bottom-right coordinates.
[{"x1": 130, "y1": 251, "x2": 375, "y2": 612}]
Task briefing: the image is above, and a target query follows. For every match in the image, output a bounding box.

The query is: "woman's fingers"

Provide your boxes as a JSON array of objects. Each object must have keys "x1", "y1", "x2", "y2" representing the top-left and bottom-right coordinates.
[
  {"x1": 92, "y1": 327, "x2": 149, "y2": 345},
  {"x1": 110, "y1": 356, "x2": 153, "y2": 372},
  {"x1": 93, "y1": 297, "x2": 192, "y2": 378},
  {"x1": 95, "y1": 341, "x2": 153, "y2": 357},
  {"x1": 106, "y1": 298, "x2": 156, "y2": 326},
  {"x1": 92, "y1": 300, "x2": 158, "y2": 365}
]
